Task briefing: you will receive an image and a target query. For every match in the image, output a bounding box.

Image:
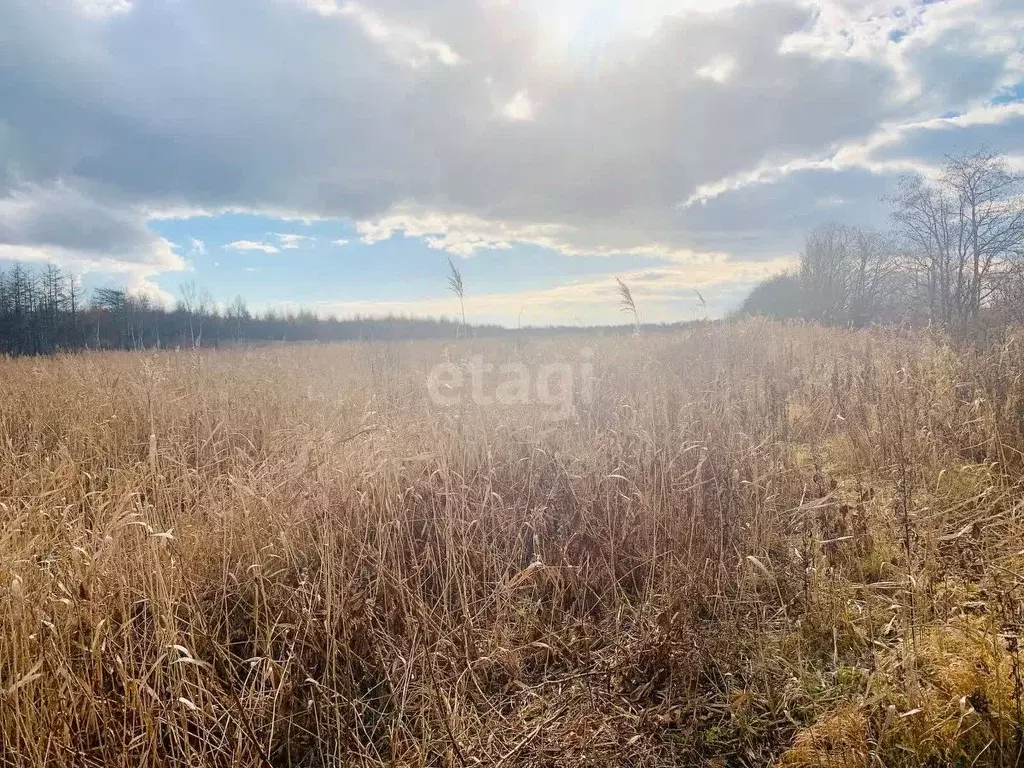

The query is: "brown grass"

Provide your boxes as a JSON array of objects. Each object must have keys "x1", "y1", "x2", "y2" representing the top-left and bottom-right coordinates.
[{"x1": 1, "y1": 320, "x2": 1023, "y2": 766}]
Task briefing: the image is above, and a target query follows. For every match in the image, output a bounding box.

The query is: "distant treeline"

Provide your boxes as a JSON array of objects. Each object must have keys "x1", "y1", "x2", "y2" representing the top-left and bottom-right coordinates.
[
  {"x1": 0, "y1": 264, "x2": 502, "y2": 355},
  {"x1": 0, "y1": 264, "x2": 690, "y2": 356},
  {"x1": 740, "y1": 149, "x2": 1024, "y2": 329}
]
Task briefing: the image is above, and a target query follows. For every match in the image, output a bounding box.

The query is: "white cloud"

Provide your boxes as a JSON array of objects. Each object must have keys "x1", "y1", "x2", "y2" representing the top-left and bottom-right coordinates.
[
  {"x1": 189, "y1": 237, "x2": 207, "y2": 255},
  {"x1": 275, "y1": 233, "x2": 314, "y2": 249},
  {"x1": 501, "y1": 90, "x2": 534, "y2": 121},
  {"x1": 353, "y1": 208, "x2": 729, "y2": 261},
  {"x1": 332, "y1": 238, "x2": 350, "y2": 246},
  {"x1": 226, "y1": 240, "x2": 280, "y2": 253},
  {"x1": 696, "y1": 55, "x2": 735, "y2": 83},
  {"x1": 299, "y1": 0, "x2": 462, "y2": 67},
  {"x1": 125, "y1": 273, "x2": 175, "y2": 307},
  {"x1": 0, "y1": 239, "x2": 179, "y2": 309},
  {"x1": 680, "y1": 100, "x2": 1024, "y2": 207},
  {"x1": 0, "y1": 183, "x2": 187, "y2": 291},
  {"x1": 73, "y1": 0, "x2": 132, "y2": 18},
  {"x1": 816, "y1": 195, "x2": 847, "y2": 208}
]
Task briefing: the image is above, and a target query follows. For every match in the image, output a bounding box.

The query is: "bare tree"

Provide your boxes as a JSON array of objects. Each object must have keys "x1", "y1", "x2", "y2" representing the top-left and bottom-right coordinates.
[
  {"x1": 178, "y1": 281, "x2": 198, "y2": 347},
  {"x1": 801, "y1": 223, "x2": 853, "y2": 323},
  {"x1": 227, "y1": 295, "x2": 249, "y2": 343},
  {"x1": 849, "y1": 227, "x2": 900, "y2": 325},
  {"x1": 799, "y1": 223, "x2": 898, "y2": 326},
  {"x1": 177, "y1": 281, "x2": 214, "y2": 347},
  {"x1": 946, "y1": 150, "x2": 1024, "y2": 319},
  {"x1": 196, "y1": 289, "x2": 216, "y2": 347},
  {"x1": 891, "y1": 149, "x2": 1024, "y2": 327}
]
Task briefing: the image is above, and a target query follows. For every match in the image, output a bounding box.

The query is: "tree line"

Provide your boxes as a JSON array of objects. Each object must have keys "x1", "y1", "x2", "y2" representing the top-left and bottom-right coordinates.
[
  {"x1": 0, "y1": 266, "x2": 690, "y2": 356},
  {"x1": 0, "y1": 267, "x2": 505, "y2": 355},
  {"x1": 741, "y1": 149, "x2": 1024, "y2": 328}
]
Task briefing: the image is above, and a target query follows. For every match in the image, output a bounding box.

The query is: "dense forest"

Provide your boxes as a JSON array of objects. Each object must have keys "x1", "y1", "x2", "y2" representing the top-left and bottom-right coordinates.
[{"x1": 740, "y1": 149, "x2": 1024, "y2": 328}]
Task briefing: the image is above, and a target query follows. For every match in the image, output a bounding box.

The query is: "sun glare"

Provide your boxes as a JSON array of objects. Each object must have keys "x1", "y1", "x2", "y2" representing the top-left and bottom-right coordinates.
[
  {"x1": 540, "y1": 0, "x2": 620, "y2": 54},
  {"x1": 534, "y1": 0, "x2": 726, "y2": 61}
]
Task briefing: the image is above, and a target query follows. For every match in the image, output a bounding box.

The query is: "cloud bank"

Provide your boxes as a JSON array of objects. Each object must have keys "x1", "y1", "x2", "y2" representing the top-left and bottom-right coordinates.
[{"x1": 1, "y1": 0, "x2": 1022, "y2": 307}]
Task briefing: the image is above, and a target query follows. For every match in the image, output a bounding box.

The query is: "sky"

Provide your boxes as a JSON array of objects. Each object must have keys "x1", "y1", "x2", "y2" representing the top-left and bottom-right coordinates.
[{"x1": 1, "y1": 0, "x2": 1023, "y2": 325}]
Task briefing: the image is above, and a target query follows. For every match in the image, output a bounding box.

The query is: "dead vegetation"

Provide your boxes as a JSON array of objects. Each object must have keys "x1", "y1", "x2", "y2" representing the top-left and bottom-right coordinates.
[{"x1": 1, "y1": 320, "x2": 1023, "y2": 766}]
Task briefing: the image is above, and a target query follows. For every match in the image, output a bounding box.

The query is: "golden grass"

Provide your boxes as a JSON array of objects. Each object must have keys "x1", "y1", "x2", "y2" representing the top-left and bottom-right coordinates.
[{"x1": 1, "y1": 320, "x2": 1023, "y2": 766}]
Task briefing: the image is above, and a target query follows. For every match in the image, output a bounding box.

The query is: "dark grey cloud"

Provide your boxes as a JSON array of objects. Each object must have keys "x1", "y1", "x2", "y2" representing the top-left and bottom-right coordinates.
[
  {"x1": 676, "y1": 166, "x2": 897, "y2": 258},
  {"x1": 0, "y1": 184, "x2": 172, "y2": 259}
]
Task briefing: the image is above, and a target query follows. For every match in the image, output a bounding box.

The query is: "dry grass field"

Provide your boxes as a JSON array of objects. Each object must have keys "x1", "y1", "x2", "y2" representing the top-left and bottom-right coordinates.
[{"x1": 2, "y1": 320, "x2": 1024, "y2": 767}]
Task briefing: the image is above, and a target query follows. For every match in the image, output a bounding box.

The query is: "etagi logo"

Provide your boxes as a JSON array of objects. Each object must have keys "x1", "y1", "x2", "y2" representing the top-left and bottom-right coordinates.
[{"x1": 426, "y1": 348, "x2": 594, "y2": 421}]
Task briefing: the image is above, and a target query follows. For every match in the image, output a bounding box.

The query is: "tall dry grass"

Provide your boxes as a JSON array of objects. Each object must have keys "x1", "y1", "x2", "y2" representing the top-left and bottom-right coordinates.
[{"x1": 1, "y1": 320, "x2": 1023, "y2": 766}]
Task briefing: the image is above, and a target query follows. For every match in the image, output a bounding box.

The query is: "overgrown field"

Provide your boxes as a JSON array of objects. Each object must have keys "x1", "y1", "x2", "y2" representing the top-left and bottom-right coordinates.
[{"x1": 2, "y1": 321, "x2": 1024, "y2": 767}]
